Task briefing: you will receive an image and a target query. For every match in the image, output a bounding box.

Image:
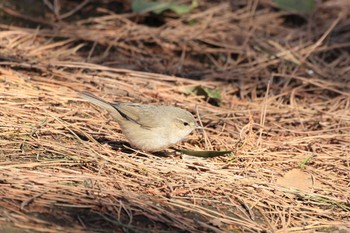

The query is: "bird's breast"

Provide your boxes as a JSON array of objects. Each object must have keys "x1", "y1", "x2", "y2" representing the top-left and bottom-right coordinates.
[{"x1": 121, "y1": 124, "x2": 180, "y2": 152}]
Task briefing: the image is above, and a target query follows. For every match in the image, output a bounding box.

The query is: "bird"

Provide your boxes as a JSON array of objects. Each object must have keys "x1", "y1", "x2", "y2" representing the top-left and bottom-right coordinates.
[{"x1": 80, "y1": 92, "x2": 198, "y2": 152}]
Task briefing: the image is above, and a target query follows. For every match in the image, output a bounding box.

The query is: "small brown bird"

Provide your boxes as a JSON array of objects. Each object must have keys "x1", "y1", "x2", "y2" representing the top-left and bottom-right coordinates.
[{"x1": 80, "y1": 92, "x2": 198, "y2": 152}]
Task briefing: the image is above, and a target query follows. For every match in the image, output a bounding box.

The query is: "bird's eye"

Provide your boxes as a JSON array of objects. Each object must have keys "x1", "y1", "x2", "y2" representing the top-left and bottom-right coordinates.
[{"x1": 183, "y1": 122, "x2": 189, "y2": 126}]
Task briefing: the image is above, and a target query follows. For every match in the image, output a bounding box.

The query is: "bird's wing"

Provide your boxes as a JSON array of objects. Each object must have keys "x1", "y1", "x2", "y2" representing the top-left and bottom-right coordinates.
[{"x1": 112, "y1": 104, "x2": 165, "y2": 129}]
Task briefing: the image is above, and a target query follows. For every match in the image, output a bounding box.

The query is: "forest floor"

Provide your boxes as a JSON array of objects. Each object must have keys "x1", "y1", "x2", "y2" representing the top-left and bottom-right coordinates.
[{"x1": 0, "y1": 0, "x2": 349, "y2": 232}]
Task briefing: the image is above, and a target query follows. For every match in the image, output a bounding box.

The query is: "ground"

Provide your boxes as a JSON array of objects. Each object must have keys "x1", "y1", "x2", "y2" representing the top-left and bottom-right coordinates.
[{"x1": 0, "y1": 0, "x2": 349, "y2": 232}]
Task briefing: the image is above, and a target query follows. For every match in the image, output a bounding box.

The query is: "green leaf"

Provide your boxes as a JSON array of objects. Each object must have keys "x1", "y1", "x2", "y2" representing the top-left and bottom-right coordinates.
[
  {"x1": 132, "y1": 0, "x2": 197, "y2": 15},
  {"x1": 273, "y1": 0, "x2": 316, "y2": 14},
  {"x1": 299, "y1": 154, "x2": 314, "y2": 169},
  {"x1": 170, "y1": 0, "x2": 198, "y2": 14},
  {"x1": 170, "y1": 5, "x2": 192, "y2": 14},
  {"x1": 132, "y1": 0, "x2": 168, "y2": 14},
  {"x1": 187, "y1": 86, "x2": 222, "y2": 106},
  {"x1": 178, "y1": 149, "x2": 232, "y2": 158}
]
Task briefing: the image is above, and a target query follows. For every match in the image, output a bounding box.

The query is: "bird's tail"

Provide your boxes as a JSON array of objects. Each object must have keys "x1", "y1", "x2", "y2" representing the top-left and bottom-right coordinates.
[{"x1": 80, "y1": 92, "x2": 121, "y2": 120}]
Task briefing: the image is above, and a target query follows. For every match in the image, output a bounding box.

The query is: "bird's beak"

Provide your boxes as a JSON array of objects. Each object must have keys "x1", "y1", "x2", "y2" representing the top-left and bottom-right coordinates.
[{"x1": 195, "y1": 124, "x2": 203, "y2": 130}]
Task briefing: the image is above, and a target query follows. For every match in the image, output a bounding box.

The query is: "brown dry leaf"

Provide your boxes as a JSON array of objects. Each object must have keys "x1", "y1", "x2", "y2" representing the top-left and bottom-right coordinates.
[
  {"x1": 208, "y1": 218, "x2": 223, "y2": 228},
  {"x1": 147, "y1": 188, "x2": 163, "y2": 195},
  {"x1": 276, "y1": 168, "x2": 315, "y2": 192},
  {"x1": 172, "y1": 188, "x2": 190, "y2": 196}
]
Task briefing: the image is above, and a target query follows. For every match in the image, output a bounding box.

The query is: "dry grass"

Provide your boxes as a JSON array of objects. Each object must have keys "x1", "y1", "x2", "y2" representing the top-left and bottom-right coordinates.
[{"x1": 0, "y1": 0, "x2": 349, "y2": 232}]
